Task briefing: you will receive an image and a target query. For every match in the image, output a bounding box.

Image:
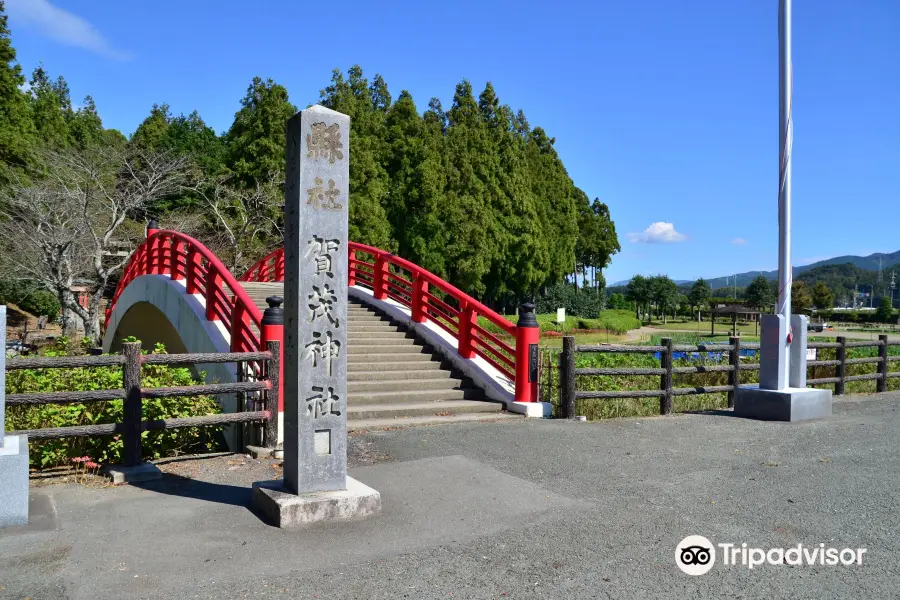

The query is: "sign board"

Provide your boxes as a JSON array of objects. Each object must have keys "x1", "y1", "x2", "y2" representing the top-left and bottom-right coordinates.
[
  {"x1": 806, "y1": 348, "x2": 816, "y2": 361},
  {"x1": 557, "y1": 308, "x2": 565, "y2": 323}
]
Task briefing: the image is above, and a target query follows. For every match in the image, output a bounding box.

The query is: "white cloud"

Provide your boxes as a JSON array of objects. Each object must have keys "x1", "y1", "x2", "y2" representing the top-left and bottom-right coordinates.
[
  {"x1": 731, "y1": 237, "x2": 748, "y2": 245},
  {"x1": 626, "y1": 222, "x2": 687, "y2": 244},
  {"x1": 6, "y1": 0, "x2": 129, "y2": 61}
]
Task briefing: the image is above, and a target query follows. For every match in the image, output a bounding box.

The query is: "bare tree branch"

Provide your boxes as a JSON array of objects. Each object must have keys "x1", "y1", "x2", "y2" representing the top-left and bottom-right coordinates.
[{"x1": 0, "y1": 145, "x2": 192, "y2": 342}]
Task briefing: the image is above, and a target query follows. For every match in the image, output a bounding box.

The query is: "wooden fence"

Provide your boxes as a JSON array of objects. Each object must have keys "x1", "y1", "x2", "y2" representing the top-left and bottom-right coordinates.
[
  {"x1": 556, "y1": 335, "x2": 900, "y2": 418},
  {"x1": 6, "y1": 341, "x2": 280, "y2": 466}
]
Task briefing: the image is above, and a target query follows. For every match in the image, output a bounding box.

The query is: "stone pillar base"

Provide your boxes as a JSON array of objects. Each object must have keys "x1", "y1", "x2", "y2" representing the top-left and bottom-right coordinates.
[
  {"x1": 734, "y1": 385, "x2": 832, "y2": 422},
  {"x1": 252, "y1": 477, "x2": 381, "y2": 528},
  {"x1": 102, "y1": 462, "x2": 163, "y2": 484},
  {"x1": 0, "y1": 435, "x2": 30, "y2": 528}
]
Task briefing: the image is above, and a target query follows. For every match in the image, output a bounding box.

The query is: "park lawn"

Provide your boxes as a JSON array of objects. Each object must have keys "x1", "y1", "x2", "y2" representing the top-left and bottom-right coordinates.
[
  {"x1": 646, "y1": 319, "x2": 761, "y2": 335},
  {"x1": 539, "y1": 331, "x2": 630, "y2": 347}
]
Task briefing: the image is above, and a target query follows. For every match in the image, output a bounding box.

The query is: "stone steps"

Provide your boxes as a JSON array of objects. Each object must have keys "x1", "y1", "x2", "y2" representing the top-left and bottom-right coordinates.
[
  {"x1": 235, "y1": 282, "x2": 514, "y2": 429},
  {"x1": 348, "y1": 361, "x2": 444, "y2": 373},
  {"x1": 348, "y1": 368, "x2": 451, "y2": 381},
  {"x1": 347, "y1": 399, "x2": 503, "y2": 420},
  {"x1": 348, "y1": 376, "x2": 472, "y2": 394},
  {"x1": 348, "y1": 411, "x2": 517, "y2": 431}
]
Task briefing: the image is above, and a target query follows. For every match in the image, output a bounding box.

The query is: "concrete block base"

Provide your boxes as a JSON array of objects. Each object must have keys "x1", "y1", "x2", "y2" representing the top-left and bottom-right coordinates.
[
  {"x1": 508, "y1": 401, "x2": 552, "y2": 418},
  {"x1": 102, "y1": 462, "x2": 163, "y2": 484},
  {"x1": 734, "y1": 385, "x2": 833, "y2": 422},
  {"x1": 246, "y1": 445, "x2": 284, "y2": 460},
  {"x1": 252, "y1": 477, "x2": 381, "y2": 528},
  {"x1": 0, "y1": 435, "x2": 30, "y2": 528}
]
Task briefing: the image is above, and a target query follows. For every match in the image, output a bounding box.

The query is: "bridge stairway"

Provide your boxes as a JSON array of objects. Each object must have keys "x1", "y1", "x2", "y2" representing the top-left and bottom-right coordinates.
[{"x1": 238, "y1": 282, "x2": 513, "y2": 430}]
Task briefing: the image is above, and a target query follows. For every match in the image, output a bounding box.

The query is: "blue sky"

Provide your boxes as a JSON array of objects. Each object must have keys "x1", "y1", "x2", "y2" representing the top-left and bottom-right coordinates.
[{"x1": 6, "y1": 0, "x2": 899, "y2": 284}]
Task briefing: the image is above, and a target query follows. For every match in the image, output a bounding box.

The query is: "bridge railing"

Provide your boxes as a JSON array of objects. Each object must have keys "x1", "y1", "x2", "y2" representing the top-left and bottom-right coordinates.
[
  {"x1": 243, "y1": 244, "x2": 539, "y2": 402},
  {"x1": 6, "y1": 341, "x2": 281, "y2": 465},
  {"x1": 108, "y1": 225, "x2": 264, "y2": 356}
]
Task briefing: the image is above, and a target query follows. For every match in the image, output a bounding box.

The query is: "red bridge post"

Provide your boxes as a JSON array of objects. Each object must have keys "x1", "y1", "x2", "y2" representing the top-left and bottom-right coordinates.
[
  {"x1": 515, "y1": 303, "x2": 539, "y2": 402},
  {"x1": 261, "y1": 296, "x2": 285, "y2": 416},
  {"x1": 374, "y1": 256, "x2": 388, "y2": 300},
  {"x1": 412, "y1": 275, "x2": 428, "y2": 323},
  {"x1": 348, "y1": 249, "x2": 357, "y2": 287},
  {"x1": 146, "y1": 219, "x2": 159, "y2": 274}
]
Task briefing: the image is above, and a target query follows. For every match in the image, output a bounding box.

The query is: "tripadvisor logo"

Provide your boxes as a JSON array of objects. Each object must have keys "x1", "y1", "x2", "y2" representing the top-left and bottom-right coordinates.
[{"x1": 675, "y1": 536, "x2": 867, "y2": 575}]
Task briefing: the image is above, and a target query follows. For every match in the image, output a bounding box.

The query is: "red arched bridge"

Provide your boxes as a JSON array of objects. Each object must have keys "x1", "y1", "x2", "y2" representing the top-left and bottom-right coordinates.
[{"x1": 104, "y1": 226, "x2": 547, "y2": 443}]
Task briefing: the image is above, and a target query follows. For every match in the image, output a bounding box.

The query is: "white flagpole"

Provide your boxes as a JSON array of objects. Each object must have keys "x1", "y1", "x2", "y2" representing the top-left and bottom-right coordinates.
[{"x1": 777, "y1": 0, "x2": 793, "y2": 388}]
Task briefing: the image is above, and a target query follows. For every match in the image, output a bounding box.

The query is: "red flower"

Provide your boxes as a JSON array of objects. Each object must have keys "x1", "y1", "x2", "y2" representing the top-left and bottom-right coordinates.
[{"x1": 85, "y1": 461, "x2": 99, "y2": 469}]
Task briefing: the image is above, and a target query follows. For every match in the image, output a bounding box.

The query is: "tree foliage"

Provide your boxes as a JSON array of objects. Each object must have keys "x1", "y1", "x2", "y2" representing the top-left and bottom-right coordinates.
[
  {"x1": 791, "y1": 281, "x2": 813, "y2": 315},
  {"x1": 875, "y1": 296, "x2": 894, "y2": 324},
  {"x1": 812, "y1": 282, "x2": 835, "y2": 310},
  {"x1": 0, "y1": 1, "x2": 620, "y2": 331},
  {"x1": 745, "y1": 275, "x2": 775, "y2": 312},
  {"x1": 689, "y1": 278, "x2": 712, "y2": 315}
]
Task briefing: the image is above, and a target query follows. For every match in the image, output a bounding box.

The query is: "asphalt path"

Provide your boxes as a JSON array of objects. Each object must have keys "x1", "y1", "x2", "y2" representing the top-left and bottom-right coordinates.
[{"x1": 2, "y1": 393, "x2": 899, "y2": 599}]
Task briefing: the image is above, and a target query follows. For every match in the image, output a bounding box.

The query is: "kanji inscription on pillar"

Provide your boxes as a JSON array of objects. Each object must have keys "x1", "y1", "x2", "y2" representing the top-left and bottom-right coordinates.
[{"x1": 283, "y1": 105, "x2": 349, "y2": 494}]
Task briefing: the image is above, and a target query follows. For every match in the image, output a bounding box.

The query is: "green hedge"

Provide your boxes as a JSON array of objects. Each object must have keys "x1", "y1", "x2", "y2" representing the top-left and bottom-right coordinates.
[
  {"x1": 481, "y1": 310, "x2": 641, "y2": 336},
  {"x1": 5, "y1": 341, "x2": 224, "y2": 468}
]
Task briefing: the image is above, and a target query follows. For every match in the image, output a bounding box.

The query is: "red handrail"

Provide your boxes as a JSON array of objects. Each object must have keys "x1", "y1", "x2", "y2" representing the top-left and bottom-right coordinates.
[
  {"x1": 107, "y1": 231, "x2": 263, "y2": 354},
  {"x1": 109, "y1": 231, "x2": 536, "y2": 403},
  {"x1": 242, "y1": 243, "x2": 518, "y2": 382}
]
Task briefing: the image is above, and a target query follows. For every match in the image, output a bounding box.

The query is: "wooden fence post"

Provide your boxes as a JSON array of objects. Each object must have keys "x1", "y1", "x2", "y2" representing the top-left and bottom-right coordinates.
[
  {"x1": 660, "y1": 337, "x2": 673, "y2": 415},
  {"x1": 264, "y1": 340, "x2": 281, "y2": 448},
  {"x1": 122, "y1": 342, "x2": 143, "y2": 467},
  {"x1": 728, "y1": 336, "x2": 741, "y2": 408},
  {"x1": 835, "y1": 336, "x2": 846, "y2": 396},
  {"x1": 877, "y1": 334, "x2": 889, "y2": 393},
  {"x1": 560, "y1": 336, "x2": 576, "y2": 419}
]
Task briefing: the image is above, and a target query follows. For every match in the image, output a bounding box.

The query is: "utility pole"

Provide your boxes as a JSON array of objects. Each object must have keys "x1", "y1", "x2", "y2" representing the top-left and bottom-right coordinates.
[{"x1": 891, "y1": 271, "x2": 896, "y2": 308}]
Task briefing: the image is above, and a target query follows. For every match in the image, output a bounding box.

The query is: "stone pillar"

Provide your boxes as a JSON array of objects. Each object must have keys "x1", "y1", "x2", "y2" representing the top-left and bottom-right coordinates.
[
  {"x1": 0, "y1": 305, "x2": 30, "y2": 528},
  {"x1": 734, "y1": 312, "x2": 831, "y2": 422},
  {"x1": 253, "y1": 106, "x2": 380, "y2": 527},
  {"x1": 789, "y1": 314, "x2": 808, "y2": 388}
]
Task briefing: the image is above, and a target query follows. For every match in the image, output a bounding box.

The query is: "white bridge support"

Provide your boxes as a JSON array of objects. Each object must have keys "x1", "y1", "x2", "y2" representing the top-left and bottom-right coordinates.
[{"x1": 102, "y1": 275, "x2": 244, "y2": 449}]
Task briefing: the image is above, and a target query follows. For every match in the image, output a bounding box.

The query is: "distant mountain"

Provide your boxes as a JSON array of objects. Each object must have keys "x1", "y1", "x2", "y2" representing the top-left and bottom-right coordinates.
[{"x1": 611, "y1": 250, "x2": 900, "y2": 289}]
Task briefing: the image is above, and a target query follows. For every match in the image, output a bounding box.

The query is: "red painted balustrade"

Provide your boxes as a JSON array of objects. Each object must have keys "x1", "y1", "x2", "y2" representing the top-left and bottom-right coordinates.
[
  {"x1": 107, "y1": 229, "x2": 263, "y2": 356},
  {"x1": 108, "y1": 229, "x2": 537, "y2": 403}
]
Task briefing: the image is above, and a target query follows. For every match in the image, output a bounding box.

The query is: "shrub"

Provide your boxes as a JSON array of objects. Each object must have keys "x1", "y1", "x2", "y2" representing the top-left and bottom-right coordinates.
[
  {"x1": 5, "y1": 340, "x2": 224, "y2": 468},
  {"x1": 0, "y1": 280, "x2": 60, "y2": 317},
  {"x1": 535, "y1": 282, "x2": 606, "y2": 319}
]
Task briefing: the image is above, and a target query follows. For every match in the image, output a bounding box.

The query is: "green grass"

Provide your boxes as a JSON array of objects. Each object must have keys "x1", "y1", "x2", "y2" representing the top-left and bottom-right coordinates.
[
  {"x1": 646, "y1": 319, "x2": 761, "y2": 335},
  {"x1": 480, "y1": 310, "x2": 641, "y2": 336}
]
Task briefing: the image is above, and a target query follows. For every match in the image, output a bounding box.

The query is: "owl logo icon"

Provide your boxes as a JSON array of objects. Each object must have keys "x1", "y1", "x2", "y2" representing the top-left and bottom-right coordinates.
[{"x1": 676, "y1": 536, "x2": 716, "y2": 575}]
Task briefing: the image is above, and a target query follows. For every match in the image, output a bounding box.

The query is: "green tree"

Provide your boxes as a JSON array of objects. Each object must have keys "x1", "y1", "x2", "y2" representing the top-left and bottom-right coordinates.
[
  {"x1": 876, "y1": 296, "x2": 894, "y2": 324},
  {"x1": 746, "y1": 275, "x2": 775, "y2": 312},
  {"x1": 319, "y1": 67, "x2": 393, "y2": 250},
  {"x1": 650, "y1": 275, "x2": 678, "y2": 323},
  {"x1": 67, "y1": 96, "x2": 105, "y2": 149},
  {"x1": 131, "y1": 103, "x2": 172, "y2": 150},
  {"x1": 689, "y1": 278, "x2": 712, "y2": 321},
  {"x1": 27, "y1": 66, "x2": 73, "y2": 148},
  {"x1": 626, "y1": 275, "x2": 651, "y2": 321},
  {"x1": 812, "y1": 281, "x2": 834, "y2": 310},
  {"x1": 576, "y1": 196, "x2": 620, "y2": 290},
  {"x1": 791, "y1": 280, "x2": 813, "y2": 315},
  {"x1": 0, "y1": 0, "x2": 34, "y2": 178},
  {"x1": 225, "y1": 76, "x2": 296, "y2": 187}
]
